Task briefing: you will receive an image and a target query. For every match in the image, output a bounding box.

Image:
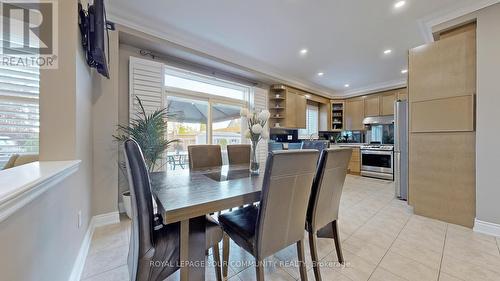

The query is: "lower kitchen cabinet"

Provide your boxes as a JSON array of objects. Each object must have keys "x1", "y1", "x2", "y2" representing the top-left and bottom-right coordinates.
[{"x1": 347, "y1": 147, "x2": 361, "y2": 174}]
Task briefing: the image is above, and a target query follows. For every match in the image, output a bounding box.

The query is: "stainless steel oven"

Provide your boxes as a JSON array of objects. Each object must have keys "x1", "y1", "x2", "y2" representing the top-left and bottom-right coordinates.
[{"x1": 360, "y1": 146, "x2": 394, "y2": 180}]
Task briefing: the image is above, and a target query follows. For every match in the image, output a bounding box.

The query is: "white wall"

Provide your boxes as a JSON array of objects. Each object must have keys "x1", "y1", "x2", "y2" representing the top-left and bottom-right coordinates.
[
  {"x1": 475, "y1": 3, "x2": 500, "y2": 226},
  {"x1": 91, "y1": 30, "x2": 120, "y2": 216},
  {"x1": 0, "y1": 0, "x2": 95, "y2": 280}
]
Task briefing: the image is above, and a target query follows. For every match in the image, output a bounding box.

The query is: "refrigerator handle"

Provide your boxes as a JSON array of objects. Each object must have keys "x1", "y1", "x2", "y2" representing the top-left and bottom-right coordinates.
[{"x1": 394, "y1": 101, "x2": 400, "y2": 151}]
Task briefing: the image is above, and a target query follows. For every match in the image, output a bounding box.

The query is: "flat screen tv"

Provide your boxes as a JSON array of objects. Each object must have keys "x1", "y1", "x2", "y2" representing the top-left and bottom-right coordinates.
[{"x1": 78, "y1": 0, "x2": 114, "y2": 78}]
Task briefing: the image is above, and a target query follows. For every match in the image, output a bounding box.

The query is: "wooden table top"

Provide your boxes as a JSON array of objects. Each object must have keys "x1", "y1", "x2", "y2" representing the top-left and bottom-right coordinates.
[{"x1": 150, "y1": 164, "x2": 264, "y2": 224}]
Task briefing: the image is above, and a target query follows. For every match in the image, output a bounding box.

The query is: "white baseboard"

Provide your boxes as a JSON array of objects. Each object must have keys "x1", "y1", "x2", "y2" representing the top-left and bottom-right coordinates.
[
  {"x1": 93, "y1": 211, "x2": 120, "y2": 228},
  {"x1": 68, "y1": 212, "x2": 121, "y2": 281},
  {"x1": 473, "y1": 218, "x2": 500, "y2": 237}
]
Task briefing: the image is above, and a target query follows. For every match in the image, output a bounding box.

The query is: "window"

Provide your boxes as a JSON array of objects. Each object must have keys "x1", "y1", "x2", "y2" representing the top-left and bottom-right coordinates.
[
  {"x1": 163, "y1": 66, "x2": 249, "y2": 170},
  {"x1": 298, "y1": 104, "x2": 319, "y2": 139},
  {"x1": 164, "y1": 66, "x2": 249, "y2": 101},
  {"x1": 0, "y1": 64, "x2": 40, "y2": 169}
]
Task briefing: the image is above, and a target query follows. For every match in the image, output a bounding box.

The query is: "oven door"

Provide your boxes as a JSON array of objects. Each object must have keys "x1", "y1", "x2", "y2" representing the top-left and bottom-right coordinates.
[{"x1": 361, "y1": 150, "x2": 393, "y2": 174}]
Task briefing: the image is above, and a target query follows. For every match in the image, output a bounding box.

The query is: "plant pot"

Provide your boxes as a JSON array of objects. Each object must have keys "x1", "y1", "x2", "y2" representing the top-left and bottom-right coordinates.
[{"x1": 122, "y1": 191, "x2": 132, "y2": 219}]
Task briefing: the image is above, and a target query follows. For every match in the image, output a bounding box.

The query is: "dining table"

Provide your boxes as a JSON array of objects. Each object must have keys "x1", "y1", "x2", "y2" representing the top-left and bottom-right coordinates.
[{"x1": 150, "y1": 164, "x2": 264, "y2": 281}]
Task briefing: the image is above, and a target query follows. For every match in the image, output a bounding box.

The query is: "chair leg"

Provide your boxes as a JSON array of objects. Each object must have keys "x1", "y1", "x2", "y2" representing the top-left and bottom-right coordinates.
[
  {"x1": 308, "y1": 231, "x2": 321, "y2": 281},
  {"x1": 332, "y1": 220, "x2": 344, "y2": 264},
  {"x1": 255, "y1": 258, "x2": 265, "y2": 281},
  {"x1": 213, "y1": 244, "x2": 223, "y2": 281},
  {"x1": 222, "y1": 233, "x2": 230, "y2": 279},
  {"x1": 296, "y1": 239, "x2": 308, "y2": 281}
]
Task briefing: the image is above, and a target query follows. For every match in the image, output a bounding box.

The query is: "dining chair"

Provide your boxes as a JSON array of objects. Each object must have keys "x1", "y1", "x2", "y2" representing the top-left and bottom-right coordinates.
[
  {"x1": 268, "y1": 142, "x2": 283, "y2": 152},
  {"x1": 219, "y1": 150, "x2": 320, "y2": 281},
  {"x1": 227, "y1": 144, "x2": 251, "y2": 165},
  {"x1": 187, "y1": 145, "x2": 222, "y2": 170},
  {"x1": 2, "y1": 154, "x2": 39, "y2": 170},
  {"x1": 301, "y1": 140, "x2": 330, "y2": 151},
  {"x1": 306, "y1": 148, "x2": 352, "y2": 281},
  {"x1": 123, "y1": 140, "x2": 224, "y2": 281},
  {"x1": 287, "y1": 142, "x2": 302, "y2": 150}
]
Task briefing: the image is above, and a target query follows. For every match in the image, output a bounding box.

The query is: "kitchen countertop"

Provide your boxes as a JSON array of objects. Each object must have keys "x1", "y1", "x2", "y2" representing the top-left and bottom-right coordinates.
[{"x1": 330, "y1": 143, "x2": 367, "y2": 147}]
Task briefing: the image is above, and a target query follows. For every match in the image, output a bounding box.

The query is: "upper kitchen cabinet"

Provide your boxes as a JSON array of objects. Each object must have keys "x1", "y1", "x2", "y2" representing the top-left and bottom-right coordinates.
[
  {"x1": 345, "y1": 98, "x2": 365, "y2": 131},
  {"x1": 381, "y1": 93, "x2": 397, "y2": 116},
  {"x1": 364, "y1": 95, "x2": 380, "y2": 117},
  {"x1": 354, "y1": 88, "x2": 408, "y2": 117},
  {"x1": 269, "y1": 85, "x2": 306, "y2": 129},
  {"x1": 286, "y1": 89, "x2": 307, "y2": 128},
  {"x1": 397, "y1": 88, "x2": 408, "y2": 101}
]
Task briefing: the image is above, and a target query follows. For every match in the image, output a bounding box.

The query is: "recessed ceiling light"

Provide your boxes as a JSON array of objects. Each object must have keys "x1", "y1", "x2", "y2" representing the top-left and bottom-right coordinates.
[
  {"x1": 300, "y1": 49, "x2": 308, "y2": 55},
  {"x1": 384, "y1": 49, "x2": 392, "y2": 55},
  {"x1": 394, "y1": 1, "x2": 406, "y2": 8},
  {"x1": 317, "y1": 72, "x2": 324, "y2": 76},
  {"x1": 401, "y1": 69, "x2": 408, "y2": 74},
  {"x1": 344, "y1": 84, "x2": 350, "y2": 88},
  {"x1": 304, "y1": 94, "x2": 311, "y2": 98}
]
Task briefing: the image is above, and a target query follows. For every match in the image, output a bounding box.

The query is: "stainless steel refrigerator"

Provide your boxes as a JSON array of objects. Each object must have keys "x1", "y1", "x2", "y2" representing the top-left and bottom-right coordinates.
[{"x1": 394, "y1": 100, "x2": 408, "y2": 200}]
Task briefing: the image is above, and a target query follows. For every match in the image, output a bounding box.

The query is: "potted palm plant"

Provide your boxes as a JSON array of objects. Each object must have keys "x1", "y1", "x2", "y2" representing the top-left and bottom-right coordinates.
[{"x1": 114, "y1": 97, "x2": 178, "y2": 218}]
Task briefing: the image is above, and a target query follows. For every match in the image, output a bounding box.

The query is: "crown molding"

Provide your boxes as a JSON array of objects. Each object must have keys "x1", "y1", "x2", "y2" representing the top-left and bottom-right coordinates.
[
  {"x1": 417, "y1": 0, "x2": 500, "y2": 43},
  {"x1": 107, "y1": 7, "x2": 337, "y2": 98},
  {"x1": 334, "y1": 79, "x2": 407, "y2": 99}
]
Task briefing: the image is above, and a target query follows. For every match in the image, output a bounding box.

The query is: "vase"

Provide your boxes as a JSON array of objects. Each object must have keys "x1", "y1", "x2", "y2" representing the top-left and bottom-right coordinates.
[
  {"x1": 122, "y1": 191, "x2": 132, "y2": 219},
  {"x1": 250, "y1": 141, "x2": 260, "y2": 175}
]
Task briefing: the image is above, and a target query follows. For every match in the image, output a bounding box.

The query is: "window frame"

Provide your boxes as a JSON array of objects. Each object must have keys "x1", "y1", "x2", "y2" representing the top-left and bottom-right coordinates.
[
  {"x1": 298, "y1": 103, "x2": 320, "y2": 139},
  {"x1": 164, "y1": 85, "x2": 249, "y2": 145}
]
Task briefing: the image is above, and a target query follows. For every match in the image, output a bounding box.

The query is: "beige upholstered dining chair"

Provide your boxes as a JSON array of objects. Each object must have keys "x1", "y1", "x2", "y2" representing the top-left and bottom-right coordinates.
[
  {"x1": 306, "y1": 148, "x2": 352, "y2": 281},
  {"x1": 227, "y1": 144, "x2": 251, "y2": 165},
  {"x1": 187, "y1": 145, "x2": 223, "y2": 170},
  {"x1": 2, "y1": 154, "x2": 39, "y2": 170},
  {"x1": 219, "y1": 150, "x2": 320, "y2": 281}
]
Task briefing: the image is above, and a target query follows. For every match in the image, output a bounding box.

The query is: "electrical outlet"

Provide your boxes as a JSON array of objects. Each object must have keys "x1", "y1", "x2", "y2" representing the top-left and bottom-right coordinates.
[{"x1": 78, "y1": 210, "x2": 82, "y2": 229}]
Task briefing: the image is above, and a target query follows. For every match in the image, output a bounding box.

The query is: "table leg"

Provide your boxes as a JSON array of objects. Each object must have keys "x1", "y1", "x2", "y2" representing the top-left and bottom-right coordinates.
[{"x1": 180, "y1": 216, "x2": 206, "y2": 281}]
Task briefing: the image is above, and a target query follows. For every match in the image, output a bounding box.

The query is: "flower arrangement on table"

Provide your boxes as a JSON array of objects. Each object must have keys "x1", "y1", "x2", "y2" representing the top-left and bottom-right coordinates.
[{"x1": 240, "y1": 108, "x2": 270, "y2": 174}]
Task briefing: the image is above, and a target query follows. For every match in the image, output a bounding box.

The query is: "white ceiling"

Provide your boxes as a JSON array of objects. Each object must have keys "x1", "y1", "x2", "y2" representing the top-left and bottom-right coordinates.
[{"x1": 108, "y1": 0, "x2": 490, "y2": 97}]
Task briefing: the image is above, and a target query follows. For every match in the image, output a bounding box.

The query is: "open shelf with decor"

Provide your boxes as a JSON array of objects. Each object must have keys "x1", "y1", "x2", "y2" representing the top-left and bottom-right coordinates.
[{"x1": 331, "y1": 100, "x2": 345, "y2": 131}]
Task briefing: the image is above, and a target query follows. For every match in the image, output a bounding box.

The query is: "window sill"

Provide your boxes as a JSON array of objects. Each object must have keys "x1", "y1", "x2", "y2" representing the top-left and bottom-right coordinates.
[{"x1": 0, "y1": 160, "x2": 81, "y2": 222}]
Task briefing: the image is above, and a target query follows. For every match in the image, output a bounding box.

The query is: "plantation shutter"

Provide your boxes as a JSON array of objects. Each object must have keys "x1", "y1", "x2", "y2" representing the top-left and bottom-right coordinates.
[
  {"x1": 252, "y1": 87, "x2": 268, "y2": 163},
  {"x1": 129, "y1": 57, "x2": 165, "y2": 123},
  {"x1": 0, "y1": 41, "x2": 40, "y2": 168}
]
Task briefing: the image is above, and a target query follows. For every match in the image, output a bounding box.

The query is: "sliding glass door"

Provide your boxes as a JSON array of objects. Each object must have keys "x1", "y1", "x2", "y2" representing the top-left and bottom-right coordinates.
[
  {"x1": 166, "y1": 95, "x2": 208, "y2": 170},
  {"x1": 165, "y1": 90, "x2": 246, "y2": 171}
]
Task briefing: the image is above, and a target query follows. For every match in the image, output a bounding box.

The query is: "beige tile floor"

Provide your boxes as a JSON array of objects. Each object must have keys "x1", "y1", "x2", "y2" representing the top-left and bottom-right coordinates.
[{"x1": 81, "y1": 175, "x2": 500, "y2": 281}]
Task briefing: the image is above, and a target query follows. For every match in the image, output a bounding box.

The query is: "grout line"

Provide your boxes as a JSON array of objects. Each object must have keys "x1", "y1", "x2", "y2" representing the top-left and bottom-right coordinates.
[
  {"x1": 366, "y1": 211, "x2": 412, "y2": 281},
  {"x1": 436, "y1": 224, "x2": 449, "y2": 281},
  {"x1": 80, "y1": 263, "x2": 127, "y2": 281}
]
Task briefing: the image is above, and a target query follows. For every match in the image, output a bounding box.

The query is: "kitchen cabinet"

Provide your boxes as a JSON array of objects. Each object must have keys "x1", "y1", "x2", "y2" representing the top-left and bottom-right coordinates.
[
  {"x1": 345, "y1": 99, "x2": 365, "y2": 131},
  {"x1": 364, "y1": 96, "x2": 380, "y2": 117},
  {"x1": 347, "y1": 147, "x2": 361, "y2": 174},
  {"x1": 269, "y1": 85, "x2": 307, "y2": 129},
  {"x1": 285, "y1": 89, "x2": 306, "y2": 128},
  {"x1": 330, "y1": 100, "x2": 345, "y2": 131},
  {"x1": 397, "y1": 88, "x2": 408, "y2": 101},
  {"x1": 381, "y1": 93, "x2": 397, "y2": 116}
]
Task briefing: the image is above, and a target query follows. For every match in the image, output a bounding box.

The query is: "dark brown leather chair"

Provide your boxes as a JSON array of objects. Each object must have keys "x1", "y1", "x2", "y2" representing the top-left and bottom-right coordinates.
[
  {"x1": 187, "y1": 145, "x2": 222, "y2": 170},
  {"x1": 123, "y1": 140, "x2": 224, "y2": 281},
  {"x1": 219, "y1": 150, "x2": 320, "y2": 281},
  {"x1": 227, "y1": 144, "x2": 251, "y2": 165},
  {"x1": 306, "y1": 148, "x2": 352, "y2": 281}
]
